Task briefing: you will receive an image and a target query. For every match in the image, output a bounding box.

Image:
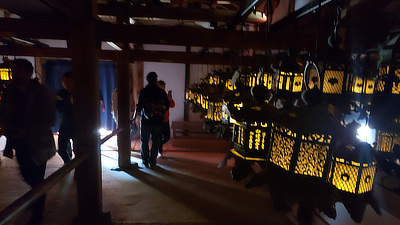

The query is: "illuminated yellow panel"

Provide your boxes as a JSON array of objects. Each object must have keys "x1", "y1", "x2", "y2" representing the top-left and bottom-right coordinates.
[
  {"x1": 332, "y1": 160, "x2": 359, "y2": 194},
  {"x1": 322, "y1": 70, "x2": 344, "y2": 94},
  {"x1": 395, "y1": 68, "x2": 400, "y2": 79},
  {"x1": 376, "y1": 130, "x2": 394, "y2": 152},
  {"x1": 364, "y1": 79, "x2": 375, "y2": 94},
  {"x1": 0, "y1": 68, "x2": 12, "y2": 80},
  {"x1": 295, "y1": 142, "x2": 328, "y2": 177},
  {"x1": 214, "y1": 102, "x2": 222, "y2": 121},
  {"x1": 278, "y1": 75, "x2": 284, "y2": 90},
  {"x1": 233, "y1": 102, "x2": 243, "y2": 110},
  {"x1": 238, "y1": 126, "x2": 244, "y2": 145},
  {"x1": 380, "y1": 66, "x2": 389, "y2": 76},
  {"x1": 376, "y1": 80, "x2": 385, "y2": 92},
  {"x1": 352, "y1": 77, "x2": 364, "y2": 94},
  {"x1": 269, "y1": 132, "x2": 295, "y2": 171},
  {"x1": 292, "y1": 74, "x2": 303, "y2": 92},
  {"x1": 358, "y1": 164, "x2": 377, "y2": 194},
  {"x1": 226, "y1": 79, "x2": 234, "y2": 90},
  {"x1": 285, "y1": 76, "x2": 291, "y2": 90},
  {"x1": 392, "y1": 82, "x2": 400, "y2": 94}
]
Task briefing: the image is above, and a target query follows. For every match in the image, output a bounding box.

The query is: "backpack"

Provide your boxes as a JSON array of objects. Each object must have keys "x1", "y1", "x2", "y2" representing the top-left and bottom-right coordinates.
[{"x1": 143, "y1": 97, "x2": 167, "y2": 121}]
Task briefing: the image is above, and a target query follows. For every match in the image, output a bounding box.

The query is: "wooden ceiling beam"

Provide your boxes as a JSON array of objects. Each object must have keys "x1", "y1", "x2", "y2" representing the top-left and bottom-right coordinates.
[
  {"x1": 0, "y1": 17, "x2": 316, "y2": 51},
  {"x1": 97, "y1": 22, "x2": 267, "y2": 50},
  {"x1": 0, "y1": 45, "x2": 268, "y2": 66},
  {"x1": 98, "y1": 4, "x2": 238, "y2": 23},
  {"x1": 0, "y1": 18, "x2": 69, "y2": 40}
]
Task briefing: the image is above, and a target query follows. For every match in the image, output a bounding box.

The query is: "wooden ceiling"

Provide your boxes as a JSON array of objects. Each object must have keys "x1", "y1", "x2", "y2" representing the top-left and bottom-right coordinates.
[{"x1": 0, "y1": 0, "x2": 399, "y2": 65}]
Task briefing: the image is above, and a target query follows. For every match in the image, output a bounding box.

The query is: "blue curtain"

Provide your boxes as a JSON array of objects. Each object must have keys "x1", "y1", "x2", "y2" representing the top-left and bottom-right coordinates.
[
  {"x1": 99, "y1": 62, "x2": 117, "y2": 130},
  {"x1": 44, "y1": 60, "x2": 116, "y2": 132}
]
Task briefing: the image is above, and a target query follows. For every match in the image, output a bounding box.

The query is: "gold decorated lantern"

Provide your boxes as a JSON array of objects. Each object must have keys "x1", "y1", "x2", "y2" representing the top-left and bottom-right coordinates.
[
  {"x1": 276, "y1": 53, "x2": 304, "y2": 95},
  {"x1": 375, "y1": 65, "x2": 400, "y2": 95},
  {"x1": 375, "y1": 129, "x2": 400, "y2": 153},
  {"x1": 260, "y1": 66, "x2": 276, "y2": 91},
  {"x1": 329, "y1": 141, "x2": 377, "y2": 194},
  {"x1": 0, "y1": 67, "x2": 12, "y2": 81},
  {"x1": 318, "y1": 47, "x2": 349, "y2": 96},
  {"x1": 268, "y1": 88, "x2": 344, "y2": 180},
  {"x1": 206, "y1": 99, "x2": 223, "y2": 122},
  {"x1": 231, "y1": 86, "x2": 278, "y2": 161}
]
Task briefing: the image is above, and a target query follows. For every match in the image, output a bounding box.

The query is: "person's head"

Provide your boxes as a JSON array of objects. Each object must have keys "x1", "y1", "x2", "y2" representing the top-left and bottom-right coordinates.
[
  {"x1": 62, "y1": 72, "x2": 73, "y2": 92},
  {"x1": 11, "y1": 58, "x2": 34, "y2": 84},
  {"x1": 146, "y1": 72, "x2": 158, "y2": 84},
  {"x1": 157, "y1": 80, "x2": 166, "y2": 90}
]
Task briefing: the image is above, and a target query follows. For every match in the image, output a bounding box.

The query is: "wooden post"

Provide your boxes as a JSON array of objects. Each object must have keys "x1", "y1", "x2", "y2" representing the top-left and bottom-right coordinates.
[
  {"x1": 70, "y1": 18, "x2": 105, "y2": 225},
  {"x1": 184, "y1": 46, "x2": 191, "y2": 121},
  {"x1": 116, "y1": 49, "x2": 136, "y2": 168}
]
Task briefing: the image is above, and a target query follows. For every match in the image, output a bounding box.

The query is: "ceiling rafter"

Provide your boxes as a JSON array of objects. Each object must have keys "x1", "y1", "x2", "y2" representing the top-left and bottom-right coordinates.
[
  {"x1": 97, "y1": 4, "x2": 238, "y2": 23},
  {"x1": 0, "y1": 45, "x2": 269, "y2": 66}
]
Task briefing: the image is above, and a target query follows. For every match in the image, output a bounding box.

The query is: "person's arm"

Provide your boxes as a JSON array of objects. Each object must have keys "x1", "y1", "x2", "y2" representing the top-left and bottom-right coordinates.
[
  {"x1": 168, "y1": 90, "x2": 176, "y2": 108},
  {"x1": 100, "y1": 91, "x2": 106, "y2": 112},
  {"x1": 132, "y1": 90, "x2": 143, "y2": 120}
]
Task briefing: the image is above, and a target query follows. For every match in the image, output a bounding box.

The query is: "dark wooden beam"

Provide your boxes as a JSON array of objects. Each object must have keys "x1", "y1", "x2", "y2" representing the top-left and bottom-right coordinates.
[
  {"x1": 0, "y1": 18, "x2": 69, "y2": 40},
  {"x1": 0, "y1": 18, "x2": 317, "y2": 50},
  {"x1": 98, "y1": 4, "x2": 238, "y2": 23},
  {"x1": 97, "y1": 22, "x2": 267, "y2": 50},
  {"x1": 0, "y1": 45, "x2": 270, "y2": 65}
]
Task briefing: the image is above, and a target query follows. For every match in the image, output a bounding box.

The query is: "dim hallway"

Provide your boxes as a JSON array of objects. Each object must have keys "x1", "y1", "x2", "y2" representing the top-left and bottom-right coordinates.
[{"x1": 0, "y1": 137, "x2": 400, "y2": 225}]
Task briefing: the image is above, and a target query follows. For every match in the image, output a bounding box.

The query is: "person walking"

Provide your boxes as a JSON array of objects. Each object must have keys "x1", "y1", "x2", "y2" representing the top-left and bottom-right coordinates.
[
  {"x1": 132, "y1": 72, "x2": 169, "y2": 168},
  {"x1": 55, "y1": 72, "x2": 74, "y2": 164},
  {"x1": 1, "y1": 58, "x2": 56, "y2": 225},
  {"x1": 157, "y1": 80, "x2": 175, "y2": 157}
]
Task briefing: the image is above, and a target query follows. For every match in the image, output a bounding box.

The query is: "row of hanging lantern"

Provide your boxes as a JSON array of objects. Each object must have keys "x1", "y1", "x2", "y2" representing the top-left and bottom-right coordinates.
[
  {"x1": 185, "y1": 57, "x2": 381, "y2": 200},
  {"x1": 184, "y1": 33, "x2": 399, "y2": 201}
]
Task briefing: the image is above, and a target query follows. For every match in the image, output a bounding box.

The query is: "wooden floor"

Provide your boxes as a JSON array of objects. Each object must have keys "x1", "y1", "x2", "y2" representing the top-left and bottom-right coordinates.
[{"x1": 1, "y1": 136, "x2": 400, "y2": 225}]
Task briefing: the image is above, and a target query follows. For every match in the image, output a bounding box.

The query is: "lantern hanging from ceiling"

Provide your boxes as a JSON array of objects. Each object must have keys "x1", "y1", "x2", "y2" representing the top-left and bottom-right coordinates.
[
  {"x1": 260, "y1": 66, "x2": 276, "y2": 91},
  {"x1": 276, "y1": 50, "x2": 304, "y2": 95},
  {"x1": 0, "y1": 58, "x2": 12, "y2": 81},
  {"x1": 231, "y1": 85, "x2": 278, "y2": 161},
  {"x1": 329, "y1": 140, "x2": 377, "y2": 194},
  {"x1": 268, "y1": 88, "x2": 344, "y2": 180},
  {"x1": 374, "y1": 33, "x2": 400, "y2": 96},
  {"x1": 375, "y1": 129, "x2": 400, "y2": 152},
  {"x1": 316, "y1": 46, "x2": 349, "y2": 96},
  {"x1": 346, "y1": 55, "x2": 377, "y2": 109}
]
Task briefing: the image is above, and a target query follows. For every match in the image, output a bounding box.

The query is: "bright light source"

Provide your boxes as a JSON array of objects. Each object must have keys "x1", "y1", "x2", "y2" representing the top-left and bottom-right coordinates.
[
  {"x1": 12, "y1": 37, "x2": 34, "y2": 45},
  {"x1": 106, "y1": 41, "x2": 122, "y2": 51},
  {"x1": 357, "y1": 125, "x2": 375, "y2": 144},
  {"x1": 99, "y1": 128, "x2": 112, "y2": 137}
]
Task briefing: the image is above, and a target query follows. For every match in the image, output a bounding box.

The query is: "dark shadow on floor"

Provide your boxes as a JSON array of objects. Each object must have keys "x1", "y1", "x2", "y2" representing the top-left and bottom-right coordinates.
[{"x1": 122, "y1": 162, "x2": 293, "y2": 225}]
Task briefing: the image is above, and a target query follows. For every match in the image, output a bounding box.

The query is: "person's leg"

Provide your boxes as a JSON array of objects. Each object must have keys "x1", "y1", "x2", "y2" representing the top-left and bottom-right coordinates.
[
  {"x1": 159, "y1": 122, "x2": 169, "y2": 154},
  {"x1": 16, "y1": 144, "x2": 47, "y2": 225},
  {"x1": 58, "y1": 128, "x2": 72, "y2": 163},
  {"x1": 162, "y1": 121, "x2": 171, "y2": 145},
  {"x1": 140, "y1": 124, "x2": 151, "y2": 166},
  {"x1": 149, "y1": 125, "x2": 162, "y2": 167}
]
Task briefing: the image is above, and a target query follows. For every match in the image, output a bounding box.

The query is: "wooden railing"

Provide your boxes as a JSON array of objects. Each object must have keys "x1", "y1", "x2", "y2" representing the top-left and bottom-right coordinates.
[{"x1": 0, "y1": 127, "x2": 123, "y2": 225}]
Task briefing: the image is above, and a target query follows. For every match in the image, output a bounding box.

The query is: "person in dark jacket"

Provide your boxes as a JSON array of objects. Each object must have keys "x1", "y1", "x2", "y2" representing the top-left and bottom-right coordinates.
[
  {"x1": 55, "y1": 72, "x2": 74, "y2": 164},
  {"x1": 1, "y1": 58, "x2": 56, "y2": 225},
  {"x1": 133, "y1": 72, "x2": 169, "y2": 168}
]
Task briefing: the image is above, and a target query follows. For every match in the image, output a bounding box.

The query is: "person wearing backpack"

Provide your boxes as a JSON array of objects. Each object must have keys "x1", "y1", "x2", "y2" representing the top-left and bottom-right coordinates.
[{"x1": 132, "y1": 72, "x2": 169, "y2": 168}]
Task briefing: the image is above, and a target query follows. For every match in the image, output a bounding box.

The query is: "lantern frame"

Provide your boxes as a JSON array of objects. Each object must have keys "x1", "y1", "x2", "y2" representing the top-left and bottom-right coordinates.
[
  {"x1": 232, "y1": 120, "x2": 272, "y2": 161},
  {"x1": 329, "y1": 143, "x2": 377, "y2": 195},
  {"x1": 268, "y1": 122, "x2": 335, "y2": 180}
]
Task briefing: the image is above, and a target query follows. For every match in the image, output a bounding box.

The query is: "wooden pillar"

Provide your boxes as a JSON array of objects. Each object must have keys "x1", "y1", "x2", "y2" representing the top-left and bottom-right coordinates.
[
  {"x1": 70, "y1": 17, "x2": 104, "y2": 225},
  {"x1": 184, "y1": 46, "x2": 190, "y2": 121},
  {"x1": 132, "y1": 44, "x2": 144, "y2": 133},
  {"x1": 116, "y1": 49, "x2": 135, "y2": 168}
]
